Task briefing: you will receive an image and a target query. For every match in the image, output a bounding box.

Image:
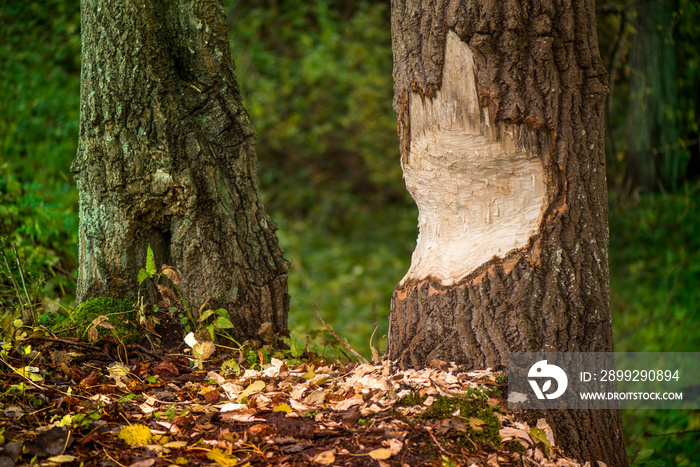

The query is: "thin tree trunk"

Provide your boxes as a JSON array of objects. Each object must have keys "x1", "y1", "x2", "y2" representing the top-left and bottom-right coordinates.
[
  {"x1": 625, "y1": 0, "x2": 687, "y2": 191},
  {"x1": 388, "y1": 1, "x2": 626, "y2": 465},
  {"x1": 73, "y1": 0, "x2": 289, "y2": 341}
]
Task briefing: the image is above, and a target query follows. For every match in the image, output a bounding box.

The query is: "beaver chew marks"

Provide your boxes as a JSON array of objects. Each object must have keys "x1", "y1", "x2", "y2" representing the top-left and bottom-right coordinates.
[{"x1": 401, "y1": 31, "x2": 547, "y2": 286}]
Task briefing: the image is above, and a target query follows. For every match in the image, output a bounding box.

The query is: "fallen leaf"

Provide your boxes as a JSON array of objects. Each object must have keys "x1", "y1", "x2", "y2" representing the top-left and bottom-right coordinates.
[
  {"x1": 507, "y1": 392, "x2": 528, "y2": 404},
  {"x1": 161, "y1": 265, "x2": 182, "y2": 287},
  {"x1": 108, "y1": 362, "x2": 131, "y2": 377},
  {"x1": 119, "y1": 424, "x2": 153, "y2": 446},
  {"x1": 273, "y1": 403, "x2": 292, "y2": 413},
  {"x1": 368, "y1": 448, "x2": 393, "y2": 460},
  {"x1": 220, "y1": 403, "x2": 247, "y2": 412},
  {"x1": 487, "y1": 397, "x2": 500, "y2": 408},
  {"x1": 47, "y1": 455, "x2": 78, "y2": 463},
  {"x1": 194, "y1": 340, "x2": 216, "y2": 359},
  {"x1": 207, "y1": 448, "x2": 244, "y2": 466},
  {"x1": 333, "y1": 396, "x2": 363, "y2": 411},
  {"x1": 469, "y1": 417, "x2": 485, "y2": 434},
  {"x1": 536, "y1": 418, "x2": 556, "y2": 447},
  {"x1": 313, "y1": 450, "x2": 335, "y2": 465},
  {"x1": 185, "y1": 332, "x2": 198, "y2": 347},
  {"x1": 386, "y1": 438, "x2": 403, "y2": 455},
  {"x1": 237, "y1": 380, "x2": 265, "y2": 403},
  {"x1": 304, "y1": 389, "x2": 326, "y2": 406},
  {"x1": 129, "y1": 460, "x2": 156, "y2": 467},
  {"x1": 164, "y1": 441, "x2": 189, "y2": 448}
]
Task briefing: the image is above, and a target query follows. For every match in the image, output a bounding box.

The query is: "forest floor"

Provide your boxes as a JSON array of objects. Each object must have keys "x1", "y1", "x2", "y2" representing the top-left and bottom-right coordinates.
[{"x1": 0, "y1": 335, "x2": 602, "y2": 467}]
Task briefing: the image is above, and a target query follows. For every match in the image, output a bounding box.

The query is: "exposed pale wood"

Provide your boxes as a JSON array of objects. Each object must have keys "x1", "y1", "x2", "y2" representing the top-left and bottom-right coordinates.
[{"x1": 402, "y1": 31, "x2": 546, "y2": 286}]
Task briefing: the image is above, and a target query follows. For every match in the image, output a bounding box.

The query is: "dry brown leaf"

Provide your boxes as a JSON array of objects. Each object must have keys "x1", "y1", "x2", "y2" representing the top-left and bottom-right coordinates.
[
  {"x1": 536, "y1": 418, "x2": 556, "y2": 447},
  {"x1": 161, "y1": 265, "x2": 182, "y2": 287},
  {"x1": 304, "y1": 389, "x2": 326, "y2": 406},
  {"x1": 157, "y1": 283, "x2": 178, "y2": 307},
  {"x1": 469, "y1": 417, "x2": 485, "y2": 434}
]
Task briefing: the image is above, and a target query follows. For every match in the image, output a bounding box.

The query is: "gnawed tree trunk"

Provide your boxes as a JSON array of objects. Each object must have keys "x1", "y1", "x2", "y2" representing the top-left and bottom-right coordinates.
[
  {"x1": 72, "y1": 0, "x2": 289, "y2": 341},
  {"x1": 388, "y1": 1, "x2": 626, "y2": 465}
]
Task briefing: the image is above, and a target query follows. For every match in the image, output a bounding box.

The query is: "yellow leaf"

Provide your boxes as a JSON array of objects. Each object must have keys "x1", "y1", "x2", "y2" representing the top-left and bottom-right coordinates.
[
  {"x1": 175, "y1": 457, "x2": 189, "y2": 465},
  {"x1": 207, "y1": 448, "x2": 249, "y2": 466},
  {"x1": 164, "y1": 441, "x2": 189, "y2": 449},
  {"x1": 108, "y1": 362, "x2": 131, "y2": 376},
  {"x1": 47, "y1": 455, "x2": 78, "y2": 463},
  {"x1": 273, "y1": 403, "x2": 292, "y2": 413},
  {"x1": 313, "y1": 450, "x2": 335, "y2": 465},
  {"x1": 118, "y1": 424, "x2": 153, "y2": 445},
  {"x1": 368, "y1": 448, "x2": 393, "y2": 460},
  {"x1": 237, "y1": 380, "x2": 265, "y2": 403}
]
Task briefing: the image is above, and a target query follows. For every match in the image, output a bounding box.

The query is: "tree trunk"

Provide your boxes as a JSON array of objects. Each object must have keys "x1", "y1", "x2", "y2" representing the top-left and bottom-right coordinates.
[
  {"x1": 388, "y1": 1, "x2": 626, "y2": 465},
  {"x1": 72, "y1": 0, "x2": 289, "y2": 341},
  {"x1": 625, "y1": 0, "x2": 687, "y2": 191}
]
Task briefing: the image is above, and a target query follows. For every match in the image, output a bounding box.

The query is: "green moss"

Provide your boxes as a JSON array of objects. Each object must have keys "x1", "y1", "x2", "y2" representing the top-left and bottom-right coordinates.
[
  {"x1": 52, "y1": 297, "x2": 140, "y2": 343},
  {"x1": 418, "y1": 390, "x2": 501, "y2": 451},
  {"x1": 396, "y1": 392, "x2": 427, "y2": 407}
]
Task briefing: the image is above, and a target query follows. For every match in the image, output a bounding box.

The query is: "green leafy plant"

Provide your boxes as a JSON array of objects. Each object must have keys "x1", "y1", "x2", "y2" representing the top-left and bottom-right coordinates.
[
  {"x1": 137, "y1": 245, "x2": 197, "y2": 332},
  {"x1": 199, "y1": 308, "x2": 235, "y2": 342}
]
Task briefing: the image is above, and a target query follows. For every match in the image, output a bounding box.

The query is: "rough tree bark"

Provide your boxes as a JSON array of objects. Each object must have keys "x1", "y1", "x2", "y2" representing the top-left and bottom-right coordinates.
[
  {"x1": 72, "y1": 0, "x2": 289, "y2": 341},
  {"x1": 388, "y1": 1, "x2": 626, "y2": 465}
]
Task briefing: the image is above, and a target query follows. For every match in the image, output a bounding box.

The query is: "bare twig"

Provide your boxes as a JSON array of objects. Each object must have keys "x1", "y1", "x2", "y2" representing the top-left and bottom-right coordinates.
[
  {"x1": 313, "y1": 304, "x2": 369, "y2": 364},
  {"x1": 649, "y1": 429, "x2": 700, "y2": 437},
  {"x1": 51, "y1": 263, "x2": 77, "y2": 280},
  {"x1": 426, "y1": 423, "x2": 453, "y2": 458}
]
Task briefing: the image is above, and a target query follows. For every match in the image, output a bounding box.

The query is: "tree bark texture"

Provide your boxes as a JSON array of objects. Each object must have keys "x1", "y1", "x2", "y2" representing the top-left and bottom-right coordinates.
[
  {"x1": 72, "y1": 0, "x2": 289, "y2": 341},
  {"x1": 388, "y1": 1, "x2": 626, "y2": 465}
]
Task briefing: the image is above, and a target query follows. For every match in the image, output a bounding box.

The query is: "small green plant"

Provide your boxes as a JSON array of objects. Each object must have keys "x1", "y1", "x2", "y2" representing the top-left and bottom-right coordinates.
[
  {"x1": 54, "y1": 407, "x2": 103, "y2": 430},
  {"x1": 199, "y1": 308, "x2": 235, "y2": 341},
  {"x1": 118, "y1": 393, "x2": 144, "y2": 405},
  {"x1": 138, "y1": 245, "x2": 196, "y2": 332},
  {"x1": 137, "y1": 245, "x2": 239, "y2": 343},
  {"x1": 220, "y1": 358, "x2": 241, "y2": 377}
]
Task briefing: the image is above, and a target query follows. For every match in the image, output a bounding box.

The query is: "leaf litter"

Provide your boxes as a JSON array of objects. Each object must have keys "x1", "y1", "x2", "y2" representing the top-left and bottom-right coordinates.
[{"x1": 0, "y1": 336, "x2": 609, "y2": 467}]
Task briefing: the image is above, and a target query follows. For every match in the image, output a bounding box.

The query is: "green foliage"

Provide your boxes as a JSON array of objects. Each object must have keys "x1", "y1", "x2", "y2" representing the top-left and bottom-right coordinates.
[
  {"x1": 609, "y1": 184, "x2": 700, "y2": 466},
  {"x1": 610, "y1": 184, "x2": 700, "y2": 353},
  {"x1": 229, "y1": 0, "x2": 401, "y2": 209},
  {"x1": 0, "y1": 1, "x2": 80, "y2": 304}
]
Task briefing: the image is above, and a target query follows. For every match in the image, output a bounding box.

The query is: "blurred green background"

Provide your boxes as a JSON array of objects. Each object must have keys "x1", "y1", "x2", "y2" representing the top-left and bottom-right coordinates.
[{"x1": 1, "y1": 0, "x2": 699, "y2": 464}]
